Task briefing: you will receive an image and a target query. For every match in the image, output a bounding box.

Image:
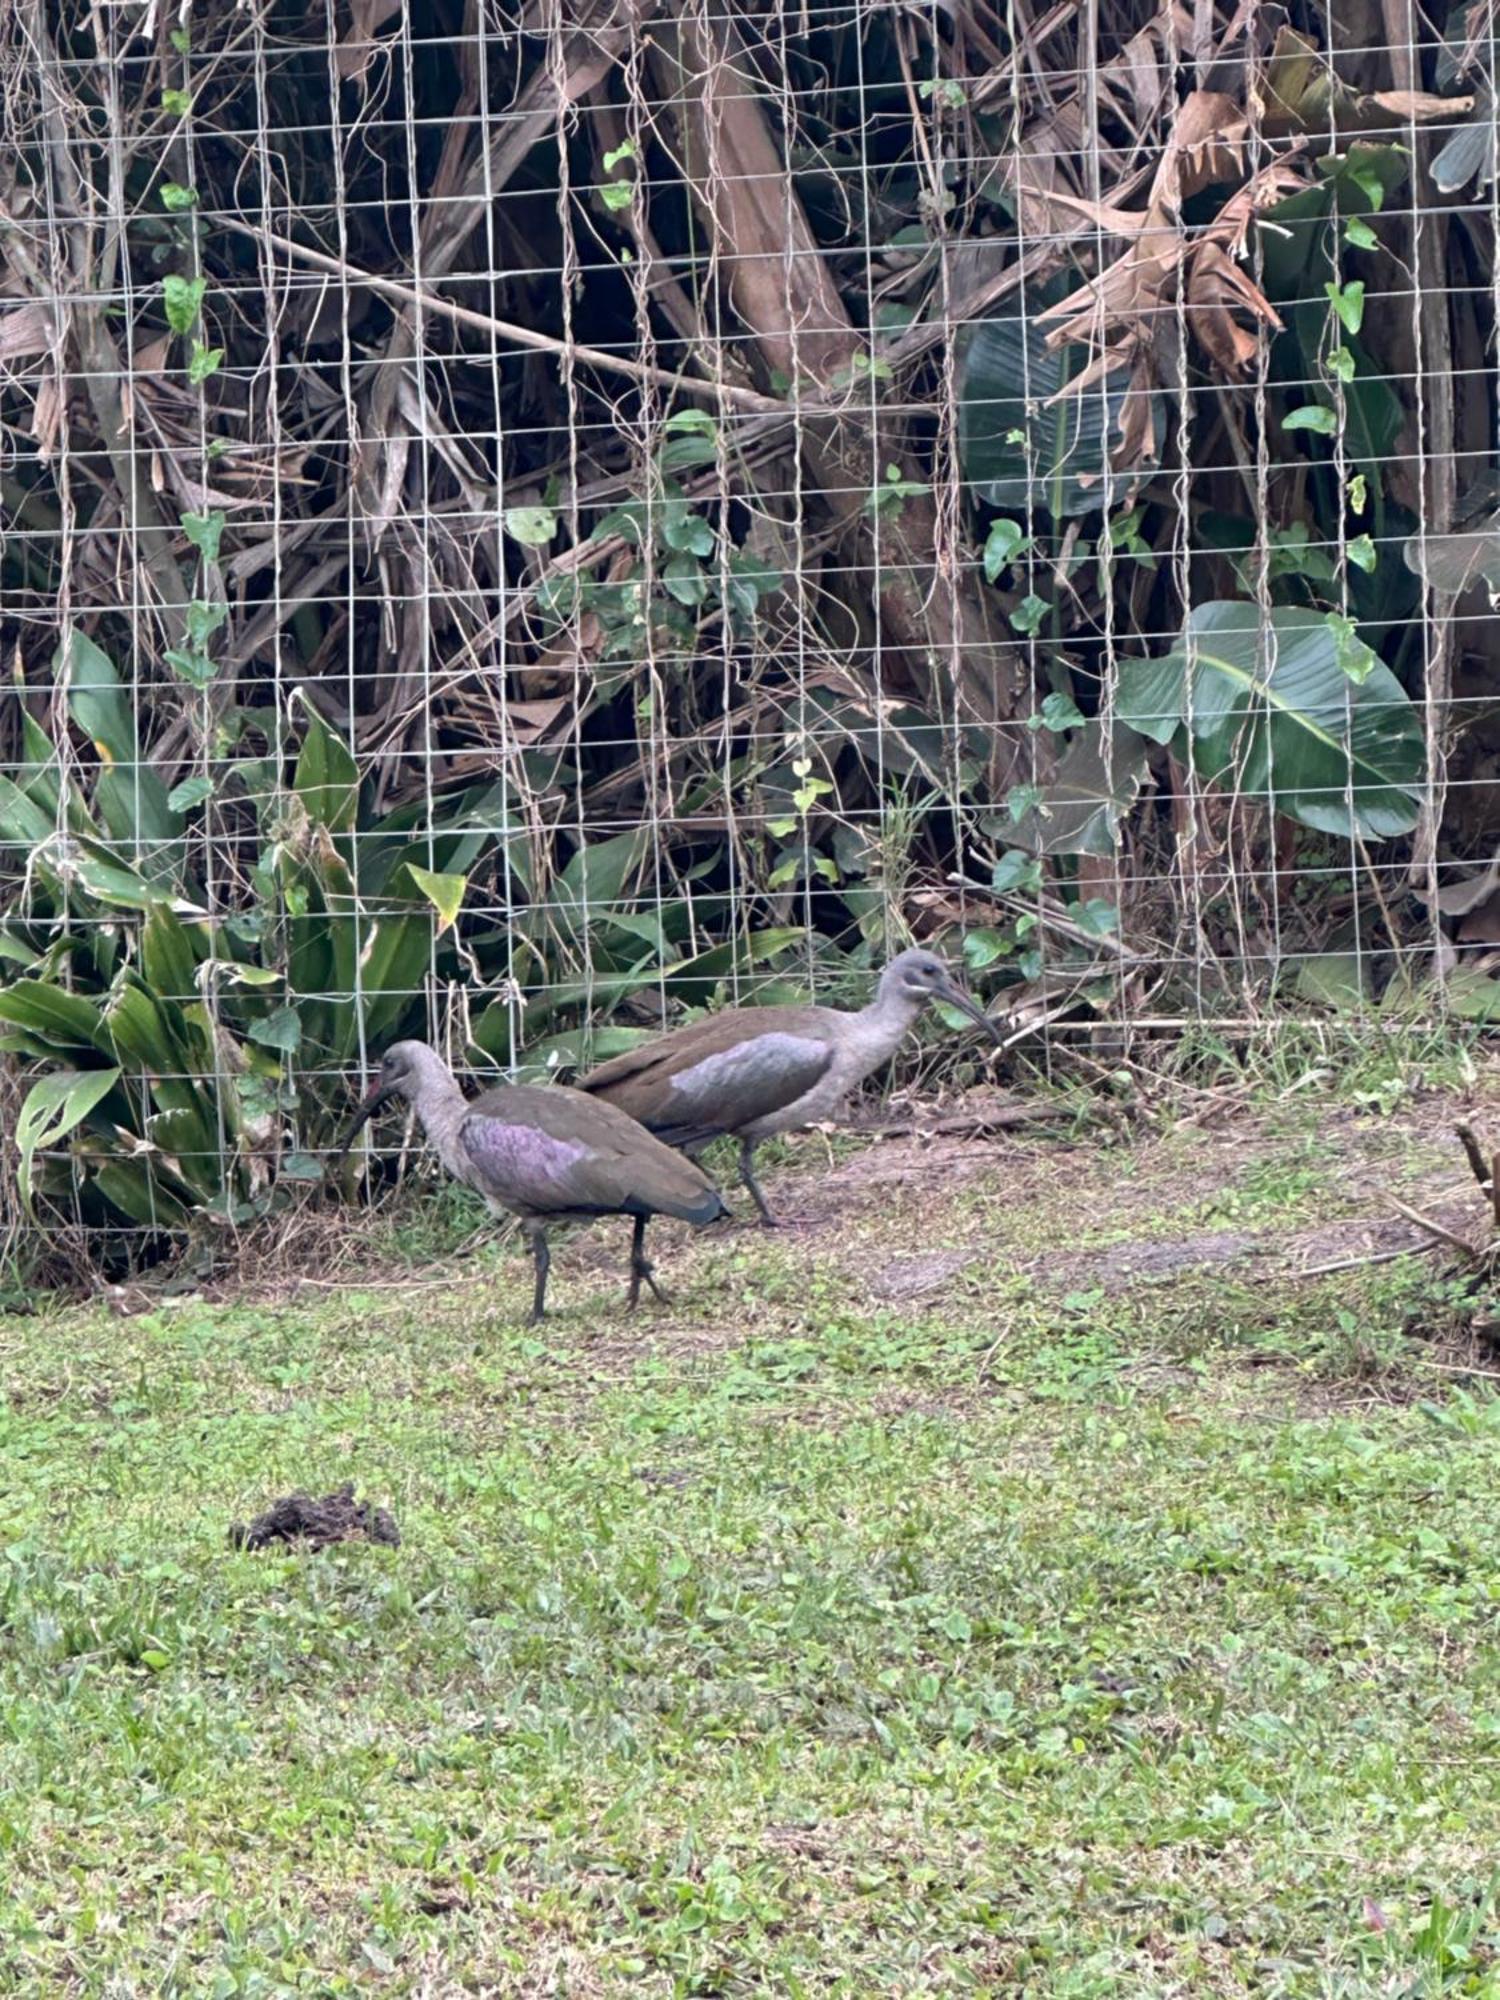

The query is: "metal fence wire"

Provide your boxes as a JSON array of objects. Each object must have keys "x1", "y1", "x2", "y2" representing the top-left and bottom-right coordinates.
[{"x1": 0, "y1": 0, "x2": 1497, "y2": 1257}]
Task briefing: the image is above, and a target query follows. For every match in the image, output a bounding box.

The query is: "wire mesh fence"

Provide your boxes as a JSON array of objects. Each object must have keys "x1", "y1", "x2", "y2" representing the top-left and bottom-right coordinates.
[{"x1": 0, "y1": 0, "x2": 1496, "y2": 1267}]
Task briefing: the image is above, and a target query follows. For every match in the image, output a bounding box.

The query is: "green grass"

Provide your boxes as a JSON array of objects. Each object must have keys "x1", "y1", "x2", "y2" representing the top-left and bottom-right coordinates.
[{"x1": 3, "y1": 1099, "x2": 1500, "y2": 1994}]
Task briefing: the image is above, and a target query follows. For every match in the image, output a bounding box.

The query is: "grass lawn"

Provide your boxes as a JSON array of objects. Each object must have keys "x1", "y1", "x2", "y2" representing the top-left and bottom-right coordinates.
[{"x1": 3, "y1": 1069, "x2": 1500, "y2": 1995}]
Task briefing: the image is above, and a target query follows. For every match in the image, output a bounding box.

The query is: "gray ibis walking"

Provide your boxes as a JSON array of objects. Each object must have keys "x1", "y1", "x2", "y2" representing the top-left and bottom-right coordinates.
[
  {"x1": 337, "y1": 1041, "x2": 728, "y2": 1321},
  {"x1": 577, "y1": 948, "x2": 1000, "y2": 1227}
]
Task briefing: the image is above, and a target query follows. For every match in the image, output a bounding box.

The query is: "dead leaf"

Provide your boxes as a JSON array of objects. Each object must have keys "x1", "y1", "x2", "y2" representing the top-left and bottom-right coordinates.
[
  {"x1": 500, "y1": 697, "x2": 569, "y2": 746},
  {"x1": 0, "y1": 300, "x2": 54, "y2": 365},
  {"x1": 1185, "y1": 242, "x2": 1284, "y2": 374},
  {"x1": 1370, "y1": 88, "x2": 1473, "y2": 119},
  {"x1": 29, "y1": 375, "x2": 61, "y2": 460},
  {"x1": 1421, "y1": 844, "x2": 1500, "y2": 916},
  {"x1": 360, "y1": 424, "x2": 411, "y2": 551}
]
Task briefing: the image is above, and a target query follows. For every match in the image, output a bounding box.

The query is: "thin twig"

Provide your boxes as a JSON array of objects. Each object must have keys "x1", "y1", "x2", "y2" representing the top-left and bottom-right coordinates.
[
  {"x1": 855, "y1": 1104, "x2": 1075, "y2": 1139},
  {"x1": 1386, "y1": 1195, "x2": 1478, "y2": 1259},
  {"x1": 218, "y1": 216, "x2": 788, "y2": 415},
  {"x1": 1292, "y1": 1241, "x2": 1438, "y2": 1279}
]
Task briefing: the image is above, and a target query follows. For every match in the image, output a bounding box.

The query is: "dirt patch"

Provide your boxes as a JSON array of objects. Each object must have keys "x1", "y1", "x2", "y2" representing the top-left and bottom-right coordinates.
[
  {"x1": 229, "y1": 1482, "x2": 401, "y2": 1551},
  {"x1": 1040, "y1": 1228, "x2": 1261, "y2": 1289},
  {"x1": 868, "y1": 1250, "x2": 979, "y2": 1301}
]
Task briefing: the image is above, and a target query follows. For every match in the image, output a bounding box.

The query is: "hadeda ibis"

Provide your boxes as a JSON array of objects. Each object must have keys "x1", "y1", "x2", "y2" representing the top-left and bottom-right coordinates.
[
  {"x1": 337, "y1": 1041, "x2": 728, "y2": 1321},
  {"x1": 577, "y1": 948, "x2": 1000, "y2": 1226}
]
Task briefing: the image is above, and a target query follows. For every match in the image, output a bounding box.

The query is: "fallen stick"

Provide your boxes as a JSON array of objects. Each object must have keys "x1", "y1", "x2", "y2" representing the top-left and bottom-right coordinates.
[
  {"x1": 1386, "y1": 1195, "x2": 1478, "y2": 1260},
  {"x1": 856, "y1": 1105, "x2": 1075, "y2": 1139}
]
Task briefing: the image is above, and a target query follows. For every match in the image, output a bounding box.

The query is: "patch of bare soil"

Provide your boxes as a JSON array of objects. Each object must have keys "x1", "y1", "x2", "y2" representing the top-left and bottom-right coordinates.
[
  {"x1": 866, "y1": 1250, "x2": 980, "y2": 1301},
  {"x1": 229, "y1": 1482, "x2": 400, "y2": 1551}
]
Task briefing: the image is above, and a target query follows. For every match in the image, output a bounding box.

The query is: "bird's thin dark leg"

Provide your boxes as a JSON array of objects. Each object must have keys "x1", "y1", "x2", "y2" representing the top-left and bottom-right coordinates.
[
  {"x1": 738, "y1": 1138, "x2": 779, "y2": 1228},
  {"x1": 526, "y1": 1224, "x2": 550, "y2": 1324},
  {"x1": 627, "y1": 1213, "x2": 670, "y2": 1310}
]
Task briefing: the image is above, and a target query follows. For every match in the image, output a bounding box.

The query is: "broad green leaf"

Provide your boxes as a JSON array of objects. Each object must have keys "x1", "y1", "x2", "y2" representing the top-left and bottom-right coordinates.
[
  {"x1": 556, "y1": 828, "x2": 645, "y2": 925},
  {"x1": 659, "y1": 493, "x2": 714, "y2": 557},
  {"x1": 0, "y1": 773, "x2": 60, "y2": 848},
  {"x1": 353, "y1": 917, "x2": 430, "y2": 1052},
  {"x1": 15, "y1": 1067, "x2": 121, "y2": 1218},
  {"x1": 146, "y1": 1101, "x2": 222, "y2": 1194},
  {"x1": 1287, "y1": 310, "x2": 1402, "y2": 476},
  {"x1": 407, "y1": 864, "x2": 467, "y2": 937},
  {"x1": 658, "y1": 433, "x2": 719, "y2": 475},
  {"x1": 162, "y1": 273, "x2": 206, "y2": 335},
  {"x1": 94, "y1": 1159, "x2": 191, "y2": 1228},
  {"x1": 0, "y1": 979, "x2": 107, "y2": 1055},
  {"x1": 1293, "y1": 950, "x2": 1372, "y2": 1013},
  {"x1": 59, "y1": 632, "x2": 184, "y2": 852},
  {"x1": 1073, "y1": 898, "x2": 1120, "y2": 939},
  {"x1": 1115, "y1": 601, "x2": 1424, "y2": 838},
  {"x1": 185, "y1": 600, "x2": 228, "y2": 648},
  {"x1": 104, "y1": 978, "x2": 185, "y2": 1071},
  {"x1": 662, "y1": 553, "x2": 707, "y2": 607},
  {"x1": 72, "y1": 855, "x2": 159, "y2": 909},
  {"x1": 220, "y1": 962, "x2": 282, "y2": 987},
  {"x1": 160, "y1": 182, "x2": 197, "y2": 211},
  {"x1": 141, "y1": 904, "x2": 198, "y2": 1005},
  {"x1": 1282, "y1": 404, "x2": 1338, "y2": 434},
  {"x1": 1325, "y1": 280, "x2": 1365, "y2": 334},
  {"x1": 0, "y1": 932, "x2": 40, "y2": 968},
  {"x1": 61, "y1": 631, "x2": 134, "y2": 765},
  {"x1": 1037, "y1": 691, "x2": 1084, "y2": 733},
  {"x1": 504, "y1": 506, "x2": 558, "y2": 547},
  {"x1": 1346, "y1": 534, "x2": 1378, "y2": 574},
  {"x1": 657, "y1": 929, "x2": 805, "y2": 1006},
  {"x1": 983, "y1": 517, "x2": 1029, "y2": 582},
  {"x1": 181, "y1": 509, "x2": 225, "y2": 562},
  {"x1": 165, "y1": 647, "x2": 216, "y2": 690},
  {"x1": 249, "y1": 1004, "x2": 302, "y2": 1056},
  {"x1": 1404, "y1": 507, "x2": 1500, "y2": 596},
  {"x1": 292, "y1": 692, "x2": 359, "y2": 833},
  {"x1": 1005, "y1": 721, "x2": 1149, "y2": 858},
  {"x1": 992, "y1": 849, "x2": 1043, "y2": 894},
  {"x1": 167, "y1": 776, "x2": 214, "y2": 812},
  {"x1": 959, "y1": 303, "x2": 1150, "y2": 519},
  {"x1": 1428, "y1": 965, "x2": 1500, "y2": 1021}
]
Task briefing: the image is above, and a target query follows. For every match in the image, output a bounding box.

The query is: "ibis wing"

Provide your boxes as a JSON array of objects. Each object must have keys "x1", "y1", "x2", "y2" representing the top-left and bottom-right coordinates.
[
  {"x1": 462, "y1": 1084, "x2": 724, "y2": 1223},
  {"x1": 579, "y1": 1010, "x2": 834, "y2": 1144}
]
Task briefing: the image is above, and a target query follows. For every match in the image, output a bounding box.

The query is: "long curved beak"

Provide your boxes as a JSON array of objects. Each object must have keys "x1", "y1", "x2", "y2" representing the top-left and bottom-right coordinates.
[
  {"x1": 937, "y1": 971, "x2": 1003, "y2": 1044},
  {"x1": 334, "y1": 1079, "x2": 392, "y2": 1169}
]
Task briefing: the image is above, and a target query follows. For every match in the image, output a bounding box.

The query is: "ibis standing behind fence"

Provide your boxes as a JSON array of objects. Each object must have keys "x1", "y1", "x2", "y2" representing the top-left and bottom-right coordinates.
[
  {"x1": 337, "y1": 1042, "x2": 729, "y2": 1321},
  {"x1": 577, "y1": 949, "x2": 1001, "y2": 1227}
]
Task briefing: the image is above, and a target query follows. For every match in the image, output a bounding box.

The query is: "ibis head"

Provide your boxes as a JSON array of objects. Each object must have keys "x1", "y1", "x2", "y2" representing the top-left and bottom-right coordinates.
[
  {"x1": 878, "y1": 948, "x2": 1001, "y2": 1041},
  {"x1": 335, "y1": 1040, "x2": 458, "y2": 1164}
]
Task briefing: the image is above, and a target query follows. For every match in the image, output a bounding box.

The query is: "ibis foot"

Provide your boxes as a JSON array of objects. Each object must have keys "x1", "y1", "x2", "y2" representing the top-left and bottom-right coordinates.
[
  {"x1": 627, "y1": 1214, "x2": 672, "y2": 1312},
  {"x1": 626, "y1": 1262, "x2": 671, "y2": 1312},
  {"x1": 738, "y1": 1139, "x2": 780, "y2": 1229}
]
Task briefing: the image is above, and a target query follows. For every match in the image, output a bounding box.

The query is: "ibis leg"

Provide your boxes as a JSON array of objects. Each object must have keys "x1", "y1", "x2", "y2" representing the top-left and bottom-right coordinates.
[
  {"x1": 738, "y1": 1138, "x2": 779, "y2": 1229},
  {"x1": 526, "y1": 1224, "x2": 551, "y2": 1324},
  {"x1": 627, "y1": 1213, "x2": 671, "y2": 1311}
]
